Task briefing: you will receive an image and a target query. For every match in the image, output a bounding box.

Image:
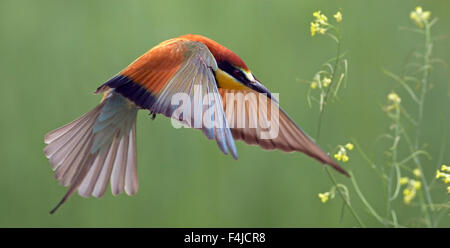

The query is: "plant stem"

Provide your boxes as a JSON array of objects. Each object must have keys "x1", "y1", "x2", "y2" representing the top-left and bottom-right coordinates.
[
  {"x1": 316, "y1": 30, "x2": 342, "y2": 139},
  {"x1": 325, "y1": 168, "x2": 365, "y2": 227},
  {"x1": 386, "y1": 105, "x2": 402, "y2": 224},
  {"x1": 412, "y1": 21, "x2": 435, "y2": 227},
  {"x1": 349, "y1": 172, "x2": 392, "y2": 226}
]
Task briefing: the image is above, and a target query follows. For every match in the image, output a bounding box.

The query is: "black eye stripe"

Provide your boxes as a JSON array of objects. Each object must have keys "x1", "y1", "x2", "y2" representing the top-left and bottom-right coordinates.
[
  {"x1": 216, "y1": 60, "x2": 272, "y2": 100},
  {"x1": 234, "y1": 69, "x2": 245, "y2": 79},
  {"x1": 217, "y1": 61, "x2": 250, "y2": 84}
]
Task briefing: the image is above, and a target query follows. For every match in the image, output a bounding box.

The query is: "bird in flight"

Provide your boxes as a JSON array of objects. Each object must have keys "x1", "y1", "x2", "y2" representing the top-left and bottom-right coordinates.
[{"x1": 44, "y1": 34, "x2": 348, "y2": 213}]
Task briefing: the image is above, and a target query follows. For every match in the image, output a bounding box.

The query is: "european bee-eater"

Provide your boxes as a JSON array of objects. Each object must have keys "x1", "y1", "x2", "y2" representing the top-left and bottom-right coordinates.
[{"x1": 44, "y1": 34, "x2": 348, "y2": 213}]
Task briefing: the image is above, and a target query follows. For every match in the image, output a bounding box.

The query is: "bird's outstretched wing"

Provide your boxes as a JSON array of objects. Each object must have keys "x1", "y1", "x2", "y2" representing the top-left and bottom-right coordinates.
[
  {"x1": 98, "y1": 39, "x2": 237, "y2": 159},
  {"x1": 218, "y1": 88, "x2": 348, "y2": 176}
]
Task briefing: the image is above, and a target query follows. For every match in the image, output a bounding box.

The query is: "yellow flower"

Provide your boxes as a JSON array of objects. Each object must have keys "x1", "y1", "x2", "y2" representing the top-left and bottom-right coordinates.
[
  {"x1": 403, "y1": 188, "x2": 411, "y2": 196},
  {"x1": 313, "y1": 11, "x2": 328, "y2": 24},
  {"x1": 311, "y1": 10, "x2": 329, "y2": 36},
  {"x1": 310, "y1": 22, "x2": 320, "y2": 36},
  {"x1": 318, "y1": 192, "x2": 330, "y2": 203},
  {"x1": 334, "y1": 11, "x2": 342, "y2": 23},
  {"x1": 403, "y1": 191, "x2": 415, "y2": 205},
  {"x1": 334, "y1": 147, "x2": 346, "y2": 161},
  {"x1": 334, "y1": 144, "x2": 352, "y2": 163},
  {"x1": 345, "y1": 143, "x2": 354, "y2": 151},
  {"x1": 334, "y1": 153, "x2": 342, "y2": 161},
  {"x1": 410, "y1": 6, "x2": 431, "y2": 28},
  {"x1": 436, "y1": 170, "x2": 448, "y2": 180},
  {"x1": 311, "y1": 81, "x2": 318, "y2": 89},
  {"x1": 402, "y1": 178, "x2": 422, "y2": 204},
  {"x1": 413, "y1": 168, "x2": 421, "y2": 177},
  {"x1": 313, "y1": 11, "x2": 321, "y2": 19},
  {"x1": 441, "y1": 165, "x2": 450, "y2": 172},
  {"x1": 387, "y1": 92, "x2": 401, "y2": 104},
  {"x1": 411, "y1": 180, "x2": 422, "y2": 190},
  {"x1": 400, "y1": 177, "x2": 409, "y2": 185},
  {"x1": 341, "y1": 154, "x2": 349, "y2": 162},
  {"x1": 436, "y1": 170, "x2": 450, "y2": 183},
  {"x1": 403, "y1": 187, "x2": 417, "y2": 205},
  {"x1": 436, "y1": 166, "x2": 450, "y2": 191}
]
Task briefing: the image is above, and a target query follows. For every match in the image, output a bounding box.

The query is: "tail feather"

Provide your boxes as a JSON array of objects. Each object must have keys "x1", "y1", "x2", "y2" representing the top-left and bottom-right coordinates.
[
  {"x1": 44, "y1": 104, "x2": 103, "y2": 144},
  {"x1": 92, "y1": 131, "x2": 121, "y2": 198},
  {"x1": 111, "y1": 129, "x2": 129, "y2": 196},
  {"x1": 53, "y1": 125, "x2": 95, "y2": 183},
  {"x1": 43, "y1": 108, "x2": 95, "y2": 158},
  {"x1": 78, "y1": 146, "x2": 109, "y2": 197},
  {"x1": 60, "y1": 132, "x2": 95, "y2": 186},
  {"x1": 124, "y1": 122, "x2": 138, "y2": 195},
  {"x1": 44, "y1": 92, "x2": 138, "y2": 214},
  {"x1": 46, "y1": 106, "x2": 103, "y2": 170}
]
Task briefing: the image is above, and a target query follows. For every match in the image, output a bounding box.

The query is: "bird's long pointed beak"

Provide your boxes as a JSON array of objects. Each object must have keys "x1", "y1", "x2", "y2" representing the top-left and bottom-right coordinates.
[{"x1": 248, "y1": 80, "x2": 277, "y2": 103}]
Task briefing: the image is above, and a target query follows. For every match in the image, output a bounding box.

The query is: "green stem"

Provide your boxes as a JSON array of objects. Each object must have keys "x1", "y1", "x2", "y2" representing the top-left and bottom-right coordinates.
[
  {"x1": 412, "y1": 21, "x2": 435, "y2": 227},
  {"x1": 349, "y1": 172, "x2": 392, "y2": 226},
  {"x1": 316, "y1": 30, "x2": 342, "y2": 139},
  {"x1": 386, "y1": 105, "x2": 402, "y2": 223},
  {"x1": 325, "y1": 168, "x2": 365, "y2": 227},
  {"x1": 351, "y1": 138, "x2": 386, "y2": 180}
]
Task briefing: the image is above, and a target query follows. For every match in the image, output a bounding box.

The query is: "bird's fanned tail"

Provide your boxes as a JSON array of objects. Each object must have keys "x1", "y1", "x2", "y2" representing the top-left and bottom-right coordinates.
[{"x1": 44, "y1": 92, "x2": 138, "y2": 214}]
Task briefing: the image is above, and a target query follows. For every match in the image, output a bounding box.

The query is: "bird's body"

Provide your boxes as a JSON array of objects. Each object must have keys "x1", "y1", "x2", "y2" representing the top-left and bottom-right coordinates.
[{"x1": 44, "y1": 34, "x2": 348, "y2": 213}]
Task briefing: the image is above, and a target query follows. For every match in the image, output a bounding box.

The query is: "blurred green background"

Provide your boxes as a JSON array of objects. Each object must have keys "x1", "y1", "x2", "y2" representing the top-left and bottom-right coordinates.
[{"x1": 0, "y1": 0, "x2": 449, "y2": 227}]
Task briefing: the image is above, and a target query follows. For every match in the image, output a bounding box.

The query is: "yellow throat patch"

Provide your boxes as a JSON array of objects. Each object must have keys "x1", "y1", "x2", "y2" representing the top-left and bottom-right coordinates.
[{"x1": 214, "y1": 69, "x2": 248, "y2": 90}]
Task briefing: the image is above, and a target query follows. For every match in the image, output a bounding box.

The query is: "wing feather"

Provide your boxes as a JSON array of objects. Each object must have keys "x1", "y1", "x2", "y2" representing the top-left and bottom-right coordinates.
[
  {"x1": 99, "y1": 39, "x2": 237, "y2": 159},
  {"x1": 219, "y1": 88, "x2": 348, "y2": 176},
  {"x1": 115, "y1": 40, "x2": 237, "y2": 159}
]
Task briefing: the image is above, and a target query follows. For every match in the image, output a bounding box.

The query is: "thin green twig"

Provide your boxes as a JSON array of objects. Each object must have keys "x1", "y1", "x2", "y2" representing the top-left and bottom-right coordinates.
[
  {"x1": 316, "y1": 28, "x2": 342, "y2": 139},
  {"x1": 349, "y1": 172, "x2": 402, "y2": 227},
  {"x1": 412, "y1": 20, "x2": 435, "y2": 227},
  {"x1": 325, "y1": 168, "x2": 365, "y2": 227}
]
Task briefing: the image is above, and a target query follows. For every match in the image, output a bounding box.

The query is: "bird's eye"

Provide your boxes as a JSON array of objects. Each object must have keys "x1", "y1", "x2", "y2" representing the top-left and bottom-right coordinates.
[{"x1": 233, "y1": 69, "x2": 245, "y2": 80}]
